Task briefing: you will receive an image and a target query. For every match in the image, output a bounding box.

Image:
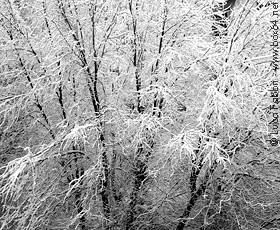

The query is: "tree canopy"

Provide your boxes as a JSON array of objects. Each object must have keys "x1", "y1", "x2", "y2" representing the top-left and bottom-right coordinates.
[{"x1": 0, "y1": 0, "x2": 278, "y2": 229}]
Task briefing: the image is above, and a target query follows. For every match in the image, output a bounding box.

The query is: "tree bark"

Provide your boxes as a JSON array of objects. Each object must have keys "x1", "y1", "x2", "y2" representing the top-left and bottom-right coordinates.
[
  {"x1": 126, "y1": 146, "x2": 149, "y2": 230},
  {"x1": 175, "y1": 160, "x2": 218, "y2": 230}
]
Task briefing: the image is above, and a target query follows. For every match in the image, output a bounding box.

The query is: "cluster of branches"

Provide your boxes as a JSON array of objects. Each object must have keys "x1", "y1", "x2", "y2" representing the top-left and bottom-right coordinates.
[{"x1": 0, "y1": 0, "x2": 278, "y2": 230}]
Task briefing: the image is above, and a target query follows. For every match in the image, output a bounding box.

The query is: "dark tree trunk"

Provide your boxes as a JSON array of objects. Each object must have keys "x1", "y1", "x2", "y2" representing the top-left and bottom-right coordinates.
[
  {"x1": 72, "y1": 147, "x2": 86, "y2": 230},
  {"x1": 99, "y1": 133, "x2": 111, "y2": 224},
  {"x1": 175, "y1": 160, "x2": 218, "y2": 230},
  {"x1": 126, "y1": 150, "x2": 148, "y2": 230}
]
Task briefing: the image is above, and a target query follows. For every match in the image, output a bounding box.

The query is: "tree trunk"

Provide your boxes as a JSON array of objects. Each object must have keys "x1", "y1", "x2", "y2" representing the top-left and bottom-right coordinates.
[
  {"x1": 126, "y1": 156, "x2": 148, "y2": 230},
  {"x1": 175, "y1": 161, "x2": 218, "y2": 230}
]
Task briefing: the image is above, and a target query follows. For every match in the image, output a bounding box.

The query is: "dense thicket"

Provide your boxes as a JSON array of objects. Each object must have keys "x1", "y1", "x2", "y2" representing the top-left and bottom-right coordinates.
[{"x1": 0, "y1": 0, "x2": 278, "y2": 230}]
